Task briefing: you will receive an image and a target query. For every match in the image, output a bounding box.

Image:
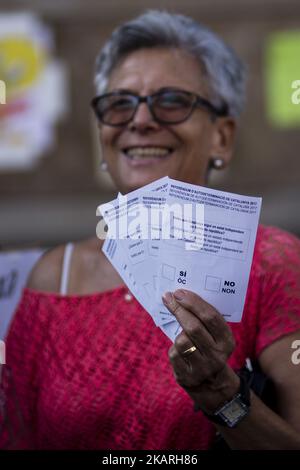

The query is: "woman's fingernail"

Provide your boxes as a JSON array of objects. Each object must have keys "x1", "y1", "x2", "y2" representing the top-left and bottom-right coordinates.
[
  {"x1": 173, "y1": 289, "x2": 186, "y2": 301},
  {"x1": 162, "y1": 291, "x2": 173, "y2": 305}
]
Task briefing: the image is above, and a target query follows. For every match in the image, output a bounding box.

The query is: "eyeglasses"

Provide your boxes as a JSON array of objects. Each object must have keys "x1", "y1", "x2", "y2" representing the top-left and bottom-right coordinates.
[{"x1": 91, "y1": 87, "x2": 228, "y2": 126}]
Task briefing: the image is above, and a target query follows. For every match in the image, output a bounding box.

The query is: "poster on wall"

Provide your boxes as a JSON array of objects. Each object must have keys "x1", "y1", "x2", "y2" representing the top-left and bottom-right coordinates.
[{"x1": 0, "y1": 13, "x2": 68, "y2": 170}]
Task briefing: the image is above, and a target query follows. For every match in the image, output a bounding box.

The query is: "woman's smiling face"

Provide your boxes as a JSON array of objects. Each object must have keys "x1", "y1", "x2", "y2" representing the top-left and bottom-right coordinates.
[{"x1": 98, "y1": 47, "x2": 235, "y2": 194}]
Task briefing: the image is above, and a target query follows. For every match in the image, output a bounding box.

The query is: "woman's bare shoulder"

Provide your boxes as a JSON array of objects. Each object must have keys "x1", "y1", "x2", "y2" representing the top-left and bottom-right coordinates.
[
  {"x1": 26, "y1": 237, "x2": 106, "y2": 294},
  {"x1": 26, "y1": 244, "x2": 66, "y2": 292}
]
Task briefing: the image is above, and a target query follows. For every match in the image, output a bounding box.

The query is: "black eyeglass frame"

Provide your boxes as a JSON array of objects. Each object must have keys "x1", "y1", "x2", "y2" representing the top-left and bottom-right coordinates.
[{"x1": 91, "y1": 87, "x2": 228, "y2": 127}]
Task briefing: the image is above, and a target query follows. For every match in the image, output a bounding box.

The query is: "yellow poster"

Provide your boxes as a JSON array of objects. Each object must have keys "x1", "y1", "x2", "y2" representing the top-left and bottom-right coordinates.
[
  {"x1": 265, "y1": 31, "x2": 300, "y2": 127},
  {"x1": 0, "y1": 13, "x2": 67, "y2": 170}
]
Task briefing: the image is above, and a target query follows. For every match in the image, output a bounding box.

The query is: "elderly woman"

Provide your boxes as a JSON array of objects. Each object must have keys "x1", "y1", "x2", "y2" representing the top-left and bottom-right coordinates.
[{"x1": 1, "y1": 10, "x2": 300, "y2": 450}]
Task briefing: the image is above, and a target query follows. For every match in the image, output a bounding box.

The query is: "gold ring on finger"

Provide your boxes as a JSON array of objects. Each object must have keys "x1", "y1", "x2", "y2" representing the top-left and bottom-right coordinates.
[{"x1": 181, "y1": 345, "x2": 197, "y2": 357}]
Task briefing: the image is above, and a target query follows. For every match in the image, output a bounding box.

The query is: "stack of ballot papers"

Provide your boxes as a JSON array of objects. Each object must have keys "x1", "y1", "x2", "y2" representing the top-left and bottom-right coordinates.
[{"x1": 98, "y1": 177, "x2": 262, "y2": 342}]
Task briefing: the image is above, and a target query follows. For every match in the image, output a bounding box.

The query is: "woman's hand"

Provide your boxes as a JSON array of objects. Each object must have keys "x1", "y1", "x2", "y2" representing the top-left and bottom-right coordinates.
[{"x1": 162, "y1": 289, "x2": 240, "y2": 413}]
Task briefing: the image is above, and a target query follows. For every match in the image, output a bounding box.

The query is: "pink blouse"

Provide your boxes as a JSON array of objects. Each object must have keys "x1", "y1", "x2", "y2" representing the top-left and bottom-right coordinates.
[{"x1": 1, "y1": 225, "x2": 300, "y2": 449}]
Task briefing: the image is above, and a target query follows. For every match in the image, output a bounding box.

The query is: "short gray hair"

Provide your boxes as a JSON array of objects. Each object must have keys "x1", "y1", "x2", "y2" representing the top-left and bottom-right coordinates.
[{"x1": 94, "y1": 10, "x2": 247, "y2": 118}]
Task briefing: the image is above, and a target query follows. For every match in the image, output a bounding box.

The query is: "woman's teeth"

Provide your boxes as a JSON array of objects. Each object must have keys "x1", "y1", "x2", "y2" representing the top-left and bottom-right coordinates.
[{"x1": 125, "y1": 147, "x2": 171, "y2": 159}]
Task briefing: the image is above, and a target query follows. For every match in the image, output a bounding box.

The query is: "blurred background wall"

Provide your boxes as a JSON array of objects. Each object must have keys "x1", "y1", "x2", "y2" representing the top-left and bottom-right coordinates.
[{"x1": 0, "y1": 0, "x2": 300, "y2": 249}]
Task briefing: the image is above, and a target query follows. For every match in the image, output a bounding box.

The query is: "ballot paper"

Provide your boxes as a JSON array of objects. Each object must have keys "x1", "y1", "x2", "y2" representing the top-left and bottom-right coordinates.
[
  {"x1": 100, "y1": 177, "x2": 172, "y2": 327},
  {"x1": 98, "y1": 177, "x2": 262, "y2": 341}
]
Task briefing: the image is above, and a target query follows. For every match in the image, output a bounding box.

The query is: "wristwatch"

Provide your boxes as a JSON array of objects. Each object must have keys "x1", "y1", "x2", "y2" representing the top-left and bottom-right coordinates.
[{"x1": 198, "y1": 373, "x2": 251, "y2": 428}]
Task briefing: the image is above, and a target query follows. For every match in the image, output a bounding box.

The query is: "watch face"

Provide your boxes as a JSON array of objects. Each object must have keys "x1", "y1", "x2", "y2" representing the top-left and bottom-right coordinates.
[{"x1": 218, "y1": 395, "x2": 249, "y2": 427}]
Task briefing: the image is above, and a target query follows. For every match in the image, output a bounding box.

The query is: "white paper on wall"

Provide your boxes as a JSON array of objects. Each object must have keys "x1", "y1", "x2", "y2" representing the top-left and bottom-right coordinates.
[{"x1": 0, "y1": 249, "x2": 44, "y2": 340}]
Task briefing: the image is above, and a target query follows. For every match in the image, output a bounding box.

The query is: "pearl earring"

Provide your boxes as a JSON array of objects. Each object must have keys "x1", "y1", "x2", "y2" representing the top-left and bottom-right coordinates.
[
  {"x1": 212, "y1": 158, "x2": 224, "y2": 169},
  {"x1": 100, "y1": 161, "x2": 108, "y2": 171}
]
